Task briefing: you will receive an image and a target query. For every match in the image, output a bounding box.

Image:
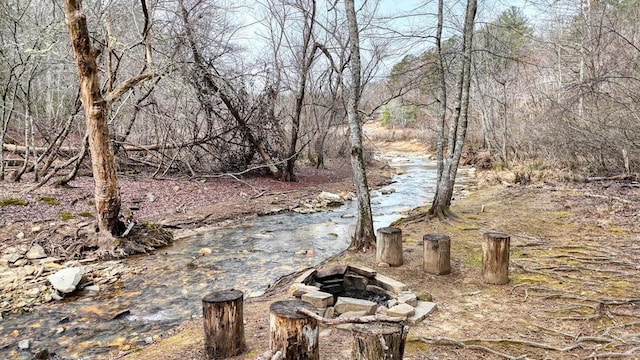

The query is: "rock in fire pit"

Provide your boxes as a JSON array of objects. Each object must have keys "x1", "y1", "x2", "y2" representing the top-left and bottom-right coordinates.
[{"x1": 288, "y1": 264, "x2": 436, "y2": 325}]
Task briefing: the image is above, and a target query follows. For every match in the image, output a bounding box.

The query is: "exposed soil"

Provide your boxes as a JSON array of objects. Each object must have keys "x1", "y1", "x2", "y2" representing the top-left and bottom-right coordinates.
[
  {"x1": 2, "y1": 137, "x2": 639, "y2": 360},
  {"x1": 125, "y1": 171, "x2": 640, "y2": 360}
]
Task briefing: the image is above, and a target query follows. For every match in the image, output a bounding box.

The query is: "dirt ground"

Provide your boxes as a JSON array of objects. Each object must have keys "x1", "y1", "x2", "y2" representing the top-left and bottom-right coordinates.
[
  {"x1": 124, "y1": 175, "x2": 640, "y2": 360},
  {"x1": 2, "y1": 141, "x2": 639, "y2": 360}
]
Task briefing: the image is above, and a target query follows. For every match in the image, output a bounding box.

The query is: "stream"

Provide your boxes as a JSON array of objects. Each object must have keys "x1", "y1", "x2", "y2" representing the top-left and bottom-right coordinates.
[{"x1": 1, "y1": 155, "x2": 441, "y2": 359}]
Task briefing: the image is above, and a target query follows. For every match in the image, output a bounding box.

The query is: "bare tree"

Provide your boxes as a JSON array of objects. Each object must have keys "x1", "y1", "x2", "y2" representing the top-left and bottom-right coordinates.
[
  {"x1": 429, "y1": 0, "x2": 478, "y2": 219},
  {"x1": 63, "y1": 0, "x2": 153, "y2": 240},
  {"x1": 344, "y1": 0, "x2": 375, "y2": 251}
]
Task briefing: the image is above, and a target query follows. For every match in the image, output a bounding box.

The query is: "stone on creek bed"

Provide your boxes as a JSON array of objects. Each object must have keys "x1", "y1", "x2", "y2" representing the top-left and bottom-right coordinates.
[{"x1": 47, "y1": 267, "x2": 85, "y2": 293}]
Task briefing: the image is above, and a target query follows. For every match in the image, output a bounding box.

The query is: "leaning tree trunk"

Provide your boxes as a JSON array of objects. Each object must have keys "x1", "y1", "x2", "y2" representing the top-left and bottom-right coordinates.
[
  {"x1": 345, "y1": 0, "x2": 375, "y2": 251},
  {"x1": 64, "y1": 0, "x2": 122, "y2": 235}
]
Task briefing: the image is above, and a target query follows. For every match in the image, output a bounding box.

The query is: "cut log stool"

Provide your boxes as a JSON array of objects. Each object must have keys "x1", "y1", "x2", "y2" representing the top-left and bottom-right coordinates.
[
  {"x1": 351, "y1": 322, "x2": 407, "y2": 360},
  {"x1": 202, "y1": 289, "x2": 246, "y2": 359},
  {"x1": 376, "y1": 227, "x2": 403, "y2": 266},
  {"x1": 481, "y1": 232, "x2": 511, "y2": 284},
  {"x1": 269, "y1": 300, "x2": 319, "y2": 360},
  {"x1": 423, "y1": 233, "x2": 451, "y2": 275}
]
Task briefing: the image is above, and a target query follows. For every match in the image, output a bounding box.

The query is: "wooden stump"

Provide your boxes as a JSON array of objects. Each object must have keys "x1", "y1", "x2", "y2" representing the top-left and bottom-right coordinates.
[
  {"x1": 351, "y1": 322, "x2": 407, "y2": 360},
  {"x1": 481, "y1": 232, "x2": 511, "y2": 284},
  {"x1": 376, "y1": 227, "x2": 403, "y2": 266},
  {"x1": 269, "y1": 300, "x2": 319, "y2": 360},
  {"x1": 423, "y1": 234, "x2": 451, "y2": 275},
  {"x1": 202, "y1": 289, "x2": 246, "y2": 359}
]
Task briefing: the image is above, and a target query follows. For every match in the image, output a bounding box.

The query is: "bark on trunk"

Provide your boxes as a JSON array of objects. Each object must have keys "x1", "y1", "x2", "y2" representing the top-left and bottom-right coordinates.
[
  {"x1": 202, "y1": 290, "x2": 246, "y2": 359},
  {"x1": 345, "y1": 0, "x2": 375, "y2": 251},
  {"x1": 64, "y1": 0, "x2": 122, "y2": 234},
  {"x1": 429, "y1": 0, "x2": 477, "y2": 219},
  {"x1": 283, "y1": 1, "x2": 317, "y2": 182},
  {"x1": 351, "y1": 322, "x2": 407, "y2": 360},
  {"x1": 481, "y1": 232, "x2": 510, "y2": 285},
  {"x1": 423, "y1": 233, "x2": 451, "y2": 275},
  {"x1": 269, "y1": 300, "x2": 319, "y2": 360},
  {"x1": 376, "y1": 227, "x2": 403, "y2": 267}
]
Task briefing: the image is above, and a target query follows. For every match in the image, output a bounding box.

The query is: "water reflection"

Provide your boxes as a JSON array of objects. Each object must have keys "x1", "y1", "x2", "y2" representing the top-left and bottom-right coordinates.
[{"x1": 0, "y1": 155, "x2": 437, "y2": 359}]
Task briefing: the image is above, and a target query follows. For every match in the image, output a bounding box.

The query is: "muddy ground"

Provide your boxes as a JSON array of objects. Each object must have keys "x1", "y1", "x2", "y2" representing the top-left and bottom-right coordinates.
[{"x1": 1, "y1": 141, "x2": 639, "y2": 359}]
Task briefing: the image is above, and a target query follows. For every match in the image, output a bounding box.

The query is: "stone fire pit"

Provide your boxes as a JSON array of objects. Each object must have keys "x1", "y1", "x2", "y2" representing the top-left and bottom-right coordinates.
[{"x1": 288, "y1": 264, "x2": 436, "y2": 325}]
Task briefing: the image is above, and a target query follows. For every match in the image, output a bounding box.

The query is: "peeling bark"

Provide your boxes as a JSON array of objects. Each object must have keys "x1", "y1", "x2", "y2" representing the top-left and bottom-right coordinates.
[{"x1": 63, "y1": 0, "x2": 122, "y2": 234}]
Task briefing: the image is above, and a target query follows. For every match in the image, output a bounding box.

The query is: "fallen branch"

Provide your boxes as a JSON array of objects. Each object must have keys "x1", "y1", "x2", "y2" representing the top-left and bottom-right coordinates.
[
  {"x1": 584, "y1": 174, "x2": 636, "y2": 183},
  {"x1": 583, "y1": 192, "x2": 633, "y2": 204},
  {"x1": 296, "y1": 307, "x2": 406, "y2": 325}
]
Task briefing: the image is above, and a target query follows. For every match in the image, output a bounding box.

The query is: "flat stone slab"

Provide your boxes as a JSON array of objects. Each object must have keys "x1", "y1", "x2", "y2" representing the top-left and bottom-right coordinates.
[
  {"x1": 373, "y1": 274, "x2": 407, "y2": 293},
  {"x1": 315, "y1": 265, "x2": 348, "y2": 280},
  {"x1": 397, "y1": 291, "x2": 418, "y2": 307},
  {"x1": 387, "y1": 303, "x2": 415, "y2": 318},
  {"x1": 344, "y1": 274, "x2": 369, "y2": 290},
  {"x1": 366, "y1": 285, "x2": 396, "y2": 299},
  {"x1": 347, "y1": 264, "x2": 377, "y2": 277},
  {"x1": 302, "y1": 291, "x2": 334, "y2": 308},
  {"x1": 294, "y1": 268, "x2": 317, "y2": 284},
  {"x1": 288, "y1": 283, "x2": 320, "y2": 297},
  {"x1": 337, "y1": 310, "x2": 369, "y2": 318},
  {"x1": 407, "y1": 301, "x2": 437, "y2": 325},
  {"x1": 334, "y1": 297, "x2": 377, "y2": 315}
]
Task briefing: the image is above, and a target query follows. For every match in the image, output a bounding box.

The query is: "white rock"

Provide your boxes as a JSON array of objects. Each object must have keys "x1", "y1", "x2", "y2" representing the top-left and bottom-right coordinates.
[
  {"x1": 16, "y1": 232, "x2": 25, "y2": 239},
  {"x1": 318, "y1": 191, "x2": 342, "y2": 202},
  {"x1": 18, "y1": 339, "x2": 30, "y2": 350},
  {"x1": 47, "y1": 267, "x2": 84, "y2": 293},
  {"x1": 26, "y1": 245, "x2": 47, "y2": 260},
  {"x1": 31, "y1": 226, "x2": 42, "y2": 233},
  {"x1": 83, "y1": 284, "x2": 100, "y2": 292}
]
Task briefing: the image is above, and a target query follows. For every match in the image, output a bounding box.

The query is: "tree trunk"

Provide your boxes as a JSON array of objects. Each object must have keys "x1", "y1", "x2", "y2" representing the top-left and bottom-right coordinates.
[
  {"x1": 481, "y1": 232, "x2": 510, "y2": 285},
  {"x1": 423, "y1": 234, "x2": 451, "y2": 275},
  {"x1": 376, "y1": 227, "x2": 403, "y2": 267},
  {"x1": 64, "y1": 0, "x2": 122, "y2": 234},
  {"x1": 202, "y1": 290, "x2": 246, "y2": 359},
  {"x1": 351, "y1": 322, "x2": 407, "y2": 360},
  {"x1": 283, "y1": 0, "x2": 317, "y2": 182},
  {"x1": 269, "y1": 300, "x2": 319, "y2": 360},
  {"x1": 429, "y1": 0, "x2": 478, "y2": 219},
  {"x1": 345, "y1": 0, "x2": 375, "y2": 251}
]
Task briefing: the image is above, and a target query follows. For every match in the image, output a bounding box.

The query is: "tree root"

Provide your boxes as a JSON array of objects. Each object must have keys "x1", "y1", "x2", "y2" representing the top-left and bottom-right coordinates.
[
  {"x1": 410, "y1": 334, "x2": 640, "y2": 359},
  {"x1": 94, "y1": 222, "x2": 173, "y2": 260}
]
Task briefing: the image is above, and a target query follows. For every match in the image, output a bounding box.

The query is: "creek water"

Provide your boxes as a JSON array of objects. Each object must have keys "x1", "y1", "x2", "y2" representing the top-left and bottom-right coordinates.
[{"x1": 1, "y1": 155, "x2": 439, "y2": 359}]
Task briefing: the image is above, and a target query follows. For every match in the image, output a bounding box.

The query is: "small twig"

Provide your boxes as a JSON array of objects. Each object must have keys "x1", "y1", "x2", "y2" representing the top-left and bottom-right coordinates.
[{"x1": 121, "y1": 221, "x2": 136, "y2": 237}]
